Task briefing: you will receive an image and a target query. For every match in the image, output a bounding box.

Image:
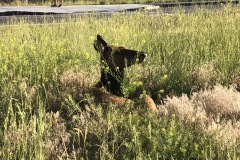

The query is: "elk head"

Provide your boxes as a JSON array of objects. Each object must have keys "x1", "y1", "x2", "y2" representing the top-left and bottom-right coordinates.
[{"x1": 94, "y1": 35, "x2": 147, "y2": 71}]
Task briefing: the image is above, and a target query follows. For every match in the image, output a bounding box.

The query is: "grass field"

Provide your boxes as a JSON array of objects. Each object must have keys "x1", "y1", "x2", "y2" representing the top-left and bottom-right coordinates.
[{"x1": 0, "y1": 6, "x2": 240, "y2": 159}]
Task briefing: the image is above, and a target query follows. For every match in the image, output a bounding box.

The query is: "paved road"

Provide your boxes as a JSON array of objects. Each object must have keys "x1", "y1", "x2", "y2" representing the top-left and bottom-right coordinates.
[
  {"x1": 0, "y1": 4, "x2": 159, "y2": 24},
  {"x1": 0, "y1": 4, "x2": 159, "y2": 16},
  {"x1": 0, "y1": 1, "x2": 238, "y2": 24}
]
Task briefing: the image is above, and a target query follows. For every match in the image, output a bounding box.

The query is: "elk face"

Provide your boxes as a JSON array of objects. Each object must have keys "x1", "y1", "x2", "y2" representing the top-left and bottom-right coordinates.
[{"x1": 94, "y1": 35, "x2": 147, "y2": 71}]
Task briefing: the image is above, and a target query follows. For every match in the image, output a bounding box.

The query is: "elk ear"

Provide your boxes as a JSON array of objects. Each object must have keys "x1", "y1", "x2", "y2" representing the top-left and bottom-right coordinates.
[
  {"x1": 94, "y1": 40, "x2": 102, "y2": 52},
  {"x1": 94, "y1": 35, "x2": 108, "y2": 53},
  {"x1": 97, "y1": 35, "x2": 107, "y2": 47}
]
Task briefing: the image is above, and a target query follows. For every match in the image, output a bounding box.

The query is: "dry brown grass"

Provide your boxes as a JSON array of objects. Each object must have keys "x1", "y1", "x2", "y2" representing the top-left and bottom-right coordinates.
[
  {"x1": 46, "y1": 68, "x2": 98, "y2": 111},
  {"x1": 191, "y1": 62, "x2": 217, "y2": 91},
  {"x1": 193, "y1": 84, "x2": 240, "y2": 121},
  {"x1": 4, "y1": 112, "x2": 70, "y2": 159},
  {"x1": 59, "y1": 68, "x2": 98, "y2": 96},
  {"x1": 160, "y1": 84, "x2": 240, "y2": 149}
]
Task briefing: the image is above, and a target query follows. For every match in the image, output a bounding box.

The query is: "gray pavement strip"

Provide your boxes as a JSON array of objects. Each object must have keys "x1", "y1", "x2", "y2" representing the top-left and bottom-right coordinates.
[
  {"x1": 153, "y1": 0, "x2": 239, "y2": 7},
  {"x1": 0, "y1": 2, "x2": 237, "y2": 24},
  {"x1": 0, "y1": 4, "x2": 159, "y2": 16},
  {"x1": 0, "y1": 4, "x2": 160, "y2": 24}
]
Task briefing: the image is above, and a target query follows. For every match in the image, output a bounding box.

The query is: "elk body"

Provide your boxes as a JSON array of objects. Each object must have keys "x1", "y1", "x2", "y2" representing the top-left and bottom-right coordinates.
[{"x1": 92, "y1": 35, "x2": 157, "y2": 111}]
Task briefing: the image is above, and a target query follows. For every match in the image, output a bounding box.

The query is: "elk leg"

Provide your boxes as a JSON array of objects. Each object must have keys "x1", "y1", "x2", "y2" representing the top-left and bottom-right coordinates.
[
  {"x1": 58, "y1": 0, "x2": 63, "y2": 7},
  {"x1": 91, "y1": 87, "x2": 133, "y2": 107},
  {"x1": 51, "y1": 0, "x2": 58, "y2": 7},
  {"x1": 91, "y1": 87, "x2": 158, "y2": 112},
  {"x1": 143, "y1": 95, "x2": 158, "y2": 112}
]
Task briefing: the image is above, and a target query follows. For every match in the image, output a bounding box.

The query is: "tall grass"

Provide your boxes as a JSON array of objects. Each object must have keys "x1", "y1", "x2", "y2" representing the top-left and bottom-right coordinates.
[{"x1": 0, "y1": 7, "x2": 240, "y2": 159}]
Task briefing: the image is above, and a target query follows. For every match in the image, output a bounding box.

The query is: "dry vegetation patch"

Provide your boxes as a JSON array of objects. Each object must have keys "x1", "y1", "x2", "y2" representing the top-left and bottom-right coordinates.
[
  {"x1": 46, "y1": 68, "x2": 99, "y2": 111},
  {"x1": 161, "y1": 84, "x2": 240, "y2": 149},
  {"x1": 3, "y1": 112, "x2": 71, "y2": 159},
  {"x1": 192, "y1": 62, "x2": 217, "y2": 91}
]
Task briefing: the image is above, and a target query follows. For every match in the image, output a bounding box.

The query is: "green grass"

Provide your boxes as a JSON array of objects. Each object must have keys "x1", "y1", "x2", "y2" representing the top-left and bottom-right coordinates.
[{"x1": 0, "y1": 7, "x2": 240, "y2": 159}]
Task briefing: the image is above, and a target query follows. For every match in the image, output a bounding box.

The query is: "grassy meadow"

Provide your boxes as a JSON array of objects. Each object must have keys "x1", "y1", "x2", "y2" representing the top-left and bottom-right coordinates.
[{"x1": 0, "y1": 7, "x2": 240, "y2": 159}]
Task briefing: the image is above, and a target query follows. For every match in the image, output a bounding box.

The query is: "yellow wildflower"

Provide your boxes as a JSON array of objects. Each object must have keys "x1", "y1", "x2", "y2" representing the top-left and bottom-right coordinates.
[
  {"x1": 163, "y1": 74, "x2": 168, "y2": 79},
  {"x1": 159, "y1": 89, "x2": 164, "y2": 94}
]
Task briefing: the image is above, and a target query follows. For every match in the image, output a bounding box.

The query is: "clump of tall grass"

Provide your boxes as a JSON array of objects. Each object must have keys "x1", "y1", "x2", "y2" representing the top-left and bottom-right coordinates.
[
  {"x1": 2, "y1": 110, "x2": 71, "y2": 159},
  {"x1": 161, "y1": 84, "x2": 240, "y2": 150},
  {"x1": 46, "y1": 68, "x2": 99, "y2": 111},
  {"x1": 191, "y1": 62, "x2": 217, "y2": 91}
]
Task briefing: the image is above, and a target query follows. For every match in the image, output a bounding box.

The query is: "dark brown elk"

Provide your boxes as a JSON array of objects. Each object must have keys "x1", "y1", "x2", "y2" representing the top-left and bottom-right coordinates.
[
  {"x1": 47, "y1": 35, "x2": 157, "y2": 112},
  {"x1": 92, "y1": 35, "x2": 157, "y2": 111},
  {"x1": 94, "y1": 35, "x2": 147, "y2": 96}
]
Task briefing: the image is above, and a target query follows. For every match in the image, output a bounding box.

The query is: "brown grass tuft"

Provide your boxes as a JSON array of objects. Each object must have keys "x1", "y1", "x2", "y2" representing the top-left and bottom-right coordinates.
[
  {"x1": 19, "y1": 80, "x2": 37, "y2": 100},
  {"x1": 59, "y1": 68, "x2": 98, "y2": 95},
  {"x1": 3, "y1": 111, "x2": 70, "y2": 159},
  {"x1": 192, "y1": 62, "x2": 217, "y2": 91},
  {"x1": 193, "y1": 84, "x2": 240, "y2": 121},
  {"x1": 43, "y1": 111, "x2": 71, "y2": 159},
  {"x1": 46, "y1": 68, "x2": 99, "y2": 111},
  {"x1": 160, "y1": 84, "x2": 240, "y2": 149}
]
